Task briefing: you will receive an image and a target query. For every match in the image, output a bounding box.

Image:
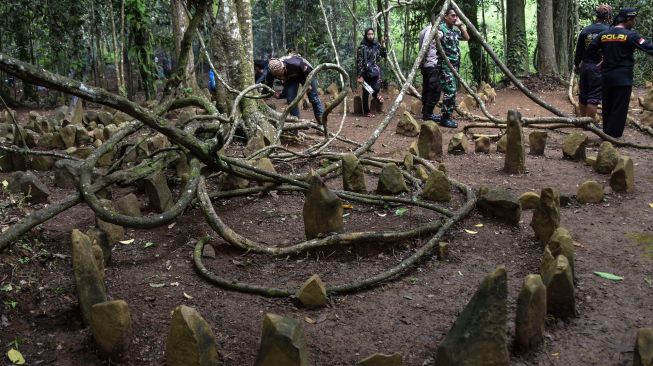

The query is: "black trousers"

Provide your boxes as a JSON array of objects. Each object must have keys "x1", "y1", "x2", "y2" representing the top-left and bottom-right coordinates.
[
  {"x1": 602, "y1": 84, "x2": 632, "y2": 138},
  {"x1": 421, "y1": 66, "x2": 441, "y2": 118},
  {"x1": 362, "y1": 75, "x2": 381, "y2": 114}
]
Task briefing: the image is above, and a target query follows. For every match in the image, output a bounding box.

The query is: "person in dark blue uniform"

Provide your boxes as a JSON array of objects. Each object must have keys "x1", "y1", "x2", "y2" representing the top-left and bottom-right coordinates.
[
  {"x1": 586, "y1": 8, "x2": 653, "y2": 138},
  {"x1": 573, "y1": 4, "x2": 612, "y2": 121}
]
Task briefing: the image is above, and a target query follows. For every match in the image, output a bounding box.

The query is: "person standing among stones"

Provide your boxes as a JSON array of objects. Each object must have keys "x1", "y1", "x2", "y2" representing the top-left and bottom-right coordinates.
[
  {"x1": 435, "y1": 7, "x2": 470, "y2": 129},
  {"x1": 573, "y1": 4, "x2": 612, "y2": 123},
  {"x1": 263, "y1": 55, "x2": 325, "y2": 124},
  {"x1": 419, "y1": 16, "x2": 441, "y2": 123},
  {"x1": 356, "y1": 28, "x2": 387, "y2": 118},
  {"x1": 586, "y1": 8, "x2": 653, "y2": 138}
]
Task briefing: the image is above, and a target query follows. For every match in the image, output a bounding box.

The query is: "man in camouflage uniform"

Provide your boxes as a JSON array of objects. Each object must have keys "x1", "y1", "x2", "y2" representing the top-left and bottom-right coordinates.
[{"x1": 435, "y1": 7, "x2": 469, "y2": 128}]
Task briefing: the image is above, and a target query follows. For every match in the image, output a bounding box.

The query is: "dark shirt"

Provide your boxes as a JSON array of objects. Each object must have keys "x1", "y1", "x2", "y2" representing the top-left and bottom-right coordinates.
[
  {"x1": 356, "y1": 40, "x2": 387, "y2": 77},
  {"x1": 587, "y1": 27, "x2": 653, "y2": 86},
  {"x1": 263, "y1": 55, "x2": 313, "y2": 86},
  {"x1": 574, "y1": 22, "x2": 610, "y2": 66}
]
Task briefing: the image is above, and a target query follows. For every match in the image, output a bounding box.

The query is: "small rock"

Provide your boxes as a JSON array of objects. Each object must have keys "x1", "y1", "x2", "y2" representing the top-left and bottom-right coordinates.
[
  {"x1": 519, "y1": 192, "x2": 540, "y2": 210},
  {"x1": 474, "y1": 136, "x2": 490, "y2": 154},
  {"x1": 60, "y1": 125, "x2": 77, "y2": 148},
  {"x1": 408, "y1": 141, "x2": 419, "y2": 156},
  {"x1": 244, "y1": 132, "x2": 266, "y2": 157},
  {"x1": 296, "y1": 274, "x2": 327, "y2": 308},
  {"x1": 610, "y1": 155, "x2": 634, "y2": 193},
  {"x1": 31, "y1": 155, "x2": 56, "y2": 171},
  {"x1": 584, "y1": 155, "x2": 597, "y2": 167},
  {"x1": 447, "y1": 132, "x2": 468, "y2": 155},
  {"x1": 143, "y1": 171, "x2": 174, "y2": 213},
  {"x1": 496, "y1": 134, "x2": 507, "y2": 154},
  {"x1": 403, "y1": 153, "x2": 414, "y2": 171},
  {"x1": 577, "y1": 180, "x2": 604, "y2": 204},
  {"x1": 529, "y1": 131, "x2": 547, "y2": 155},
  {"x1": 7, "y1": 171, "x2": 50, "y2": 204},
  {"x1": 165, "y1": 305, "x2": 220, "y2": 366},
  {"x1": 422, "y1": 170, "x2": 451, "y2": 202},
  {"x1": 90, "y1": 300, "x2": 133, "y2": 359},
  {"x1": 594, "y1": 141, "x2": 619, "y2": 174},
  {"x1": 547, "y1": 228, "x2": 575, "y2": 277},
  {"x1": 255, "y1": 314, "x2": 309, "y2": 366},
  {"x1": 358, "y1": 353, "x2": 403, "y2": 366},
  {"x1": 437, "y1": 242, "x2": 449, "y2": 260},
  {"x1": 86, "y1": 227, "x2": 111, "y2": 265},
  {"x1": 415, "y1": 165, "x2": 429, "y2": 182},
  {"x1": 397, "y1": 112, "x2": 421, "y2": 137},
  {"x1": 477, "y1": 188, "x2": 521, "y2": 226},
  {"x1": 376, "y1": 163, "x2": 409, "y2": 195},
  {"x1": 202, "y1": 244, "x2": 216, "y2": 259},
  {"x1": 562, "y1": 132, "x2": 588, "y2": 161},
  {"x1": 411, "y1": 100, "x2": 422, "y2": 116}
]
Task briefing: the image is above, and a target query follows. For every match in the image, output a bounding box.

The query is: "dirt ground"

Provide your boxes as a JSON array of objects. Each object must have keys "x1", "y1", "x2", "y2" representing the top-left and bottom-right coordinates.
[{"x1": 0, "y1": 83, "x2": 652, "y2": 365}]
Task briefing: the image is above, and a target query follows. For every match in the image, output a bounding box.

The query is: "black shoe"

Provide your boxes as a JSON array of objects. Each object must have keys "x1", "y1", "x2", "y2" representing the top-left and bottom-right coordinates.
[
  {"x1": 422, "y1": 114, "x2": 441, "y2": 122},
  {"x1": 440, "y1": 118, "x2": 458, "y2": 128}
]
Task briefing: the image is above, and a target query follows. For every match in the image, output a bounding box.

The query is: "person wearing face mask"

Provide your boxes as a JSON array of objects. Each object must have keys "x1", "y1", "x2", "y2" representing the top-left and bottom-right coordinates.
[
  {"x1": 356, "y1": 28, "x2": 387, "y2": 117},
  {"x1": 586, "y1": 8, "x2": 653, "y2": 138},
  {"x1": 434, "y1": 7, "x2": 470, "y2": 129}
]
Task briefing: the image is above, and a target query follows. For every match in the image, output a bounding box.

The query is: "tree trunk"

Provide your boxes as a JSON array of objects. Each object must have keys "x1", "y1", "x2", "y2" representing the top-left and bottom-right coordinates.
[
  {"x1": 506, "y1": 0, "x2": 529, "y2": 77},
  {"x1": 553, "y1": 0, "x2": 570, "y2": 77},
  {"x1": 171, "y1": 0, "x2": 199, "y2": 91},
  {"x1": 459, "y1": 0, "x2": 490, "y2": 85},
  {"x1": 536, "y1": 0, "x2": 557, "y2": 75}
]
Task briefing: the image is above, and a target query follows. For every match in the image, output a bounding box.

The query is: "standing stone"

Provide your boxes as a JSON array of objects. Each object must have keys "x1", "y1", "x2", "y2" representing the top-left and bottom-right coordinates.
[
  {"x1": 342, "y1": 154, "x2": 367, "y2": 193},
  {"x1": 519, "y1": 192, "x2": 540, "y2": 210},
  {"x1": 529, "y1": 131, "x2": 548, "y2": 155},
  {"x1": 447, "y1": 133, "x2": 469, "y2": 155},
  {"x1": 417, "y1": 121, "x2": 443, "y2": 160},
  {"x1": 515, "y1": 274, "x2": 546, "y2": 352},
  {"x1": 54, "y1": 159, "x2": 81, "y2": 189},
  {"x1": 303, "y1": 175, "x2": 344, "y2": 240},
  {"x1": 86, "y1": 227, "x2": 111, "y2": 265},
  {"x1": 60, "y1": 125, "x2": 77, "y2": 148},
  {"x1": 115, "y1": 193, "x2": 142, "y2": 217},
  {"x1": 594, "y1": 141, "x2": 619, "y2": 174},
  {"x1": 376, "y1": 163, "x2": 409, "y2": 195},
  {"x1": 577, "y1": 180, "x2": 604, "y2": 203},
  {"x1": 504, "y1": 110, "x2": 526, "y2": 174},
  {"x1": 296, "y1": 274, "x2": 327, "y2": 308},
  {"x1": 434, "y1": 266, "x2": 509, "y2": 366},
  {"x1": 359, "y1": 353, "x2": 403, "y2": 366},
  {"x1": 403, "y1": 153, "x2": 414, "y2": 171},
  {"x1": 408, "y1": 141, "x2": 419, "y2": 156},
  {"x1": 562, "y1": 132, "x2": 588, "y2": 161},
  {"x1": 144, "y1": 171, "x2": 174, "y2": 212},
  {"x1": 422, "y1": 170, "x2": 451, "y2": 202},
  {"x1": 370, "y1": 98, "x2": 385, "y2": 113},
  {"x1": 547, "y1": 228, "x2": 575, "y2": 277},
  {"x1": 97, "y1": 111, "x2": 113, "y2": 126},
  {"x1": 90, "y1": 300, "x2": 133, "y2": 359},
  {"x1": 7, "y1": 171, "x2": 50, "y2": 204},
  {"x1": 255, "y1": 314, "x2": 309, "y2": 366},
  {"x1": 96, "y1": 199, "x2": 125, "y2": 244},
  {"x1": 411, "y1": 100, "x2": 423, "y2": 116},
  {"x1": 530, "y1": 188, "x2": 560, "y2": 245},
  {"x1": 634, "y1": 328, "x2": 653, "y2": 366},
  {"x1": 541, "y1": 255, "x2": 575, "y2": 319},
  {"x1": 496, "y1": 134, "x2": 507, "y2": 154},
  {"x1": 31, "y1": 156, "x2": 56, "y2": 171},
  {"x1": 244, "y1": 132, "x2": 266, "y2": 157},
  {"x1": 71, "y1": 99, "x2": 84, "y2": 125},
  {"x1": 474, "y1": 136, "x2": 490, "y2": 154},
  {"x1": 165, "y1": 305, "x2": 219, "y2": 366},
  {"x1": 610, "y1": 156, "x2": 634, "y2": 193},
  {"x1": 354, "y1": 95, "x2": 363, "y2": 115},
  {"x1": 415, "y1": 165, "x2": 429, "y2": 182},
  {"x1": 71, "y1": 229, "x2": 107, "y2": 324},
  {"x1": 476, "y1": 188, "x2": 521, "y2": 226},
  {"x1": 396, "y1": 111, "x2": 421, "y2": 137}
]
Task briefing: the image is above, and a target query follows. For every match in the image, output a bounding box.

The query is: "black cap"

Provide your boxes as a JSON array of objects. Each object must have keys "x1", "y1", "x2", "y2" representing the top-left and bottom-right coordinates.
[{"x1": 612, "y1": 8, "x2": 638, "y2": 25}]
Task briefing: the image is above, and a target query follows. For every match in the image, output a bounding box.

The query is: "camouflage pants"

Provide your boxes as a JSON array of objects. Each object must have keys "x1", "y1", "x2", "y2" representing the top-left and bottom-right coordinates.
[{"x1": 438, "y1": 66, "x2": 458, "y2": 118}]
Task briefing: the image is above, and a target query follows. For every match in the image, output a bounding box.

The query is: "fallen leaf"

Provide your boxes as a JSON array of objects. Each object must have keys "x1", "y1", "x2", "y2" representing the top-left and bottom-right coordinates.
[
  {"x1": 1, "y1": 283, "x2": 12, "y2": 292},
  {"x1": 464, "y1": 229, "x2": 478, "y2": 234},
  {"x1": 7, "y1": 348, "x2": 25, "y2": 365},
  {"x1": 170, "y1": 282, "x2": 179, "y2": 286},
  {"x1": 375, "y1": 212, "x2": 387, "y2": 217},
  {"x1": 144, "y1": 242, "x2": 156, "y2": 249},
  {"x1": 644, "y1": 277, "x2": 652, "y2": 285},
  {"x1": 594, "y1": 272, "x2": 623, "y2": 281},
  {"x1": 458, "y1": 271, "x2": 463, "y2": 276},
  {"x1": 1, "y1": 180, "x2": 8, "y2": 188},
  {"x1": 149, "y1": 283, "x2": 165, "y2": 288},
  {"x1": 573, "y1": 241, "x2": 585, "y2": 248},
  {"x1": 474, "y1": 223, "x2": 484, "y2": 228},
  {"x1": 395, "y1": 207, "x2": 408, "y2": 217},
  {"x1": 167, "y1": 222, "x2": 176, "y2": 229},
  {"x1": 552, "y1": 352, "x2": 560, "y2": 357},
  {"x1": 183, "y1": 292, "x2": 193, "y2": 300},
  {"x1": 304, "y1": 316, "x2": 316, "y2": 324},
  {"x1": 119, "y1": 239, "x2": 135, "y2": 245},
  {"x1": 403, "y1": 295, "x2": 413, "y2": 300},
  {"x1": 649, "y1": 203, "x2": 653, "y2": 209},
  {"x1": 342, "y1": 204, "x2": 353, "y2": 209}
]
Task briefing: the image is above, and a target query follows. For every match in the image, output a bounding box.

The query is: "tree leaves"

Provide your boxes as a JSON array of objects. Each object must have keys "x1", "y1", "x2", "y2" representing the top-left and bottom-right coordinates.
[
  {"x1": 7, "y1": 349, "x2": 25, "y2": 365},
  {"x1": 594, "y1": 272, "x2": 623, "y2": 281}
]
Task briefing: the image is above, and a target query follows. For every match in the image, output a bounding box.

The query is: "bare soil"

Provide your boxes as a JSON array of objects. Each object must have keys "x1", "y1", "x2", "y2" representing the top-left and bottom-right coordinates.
[{"x1": 1, "y1": 83, "x2": 652, "y2": 365}]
